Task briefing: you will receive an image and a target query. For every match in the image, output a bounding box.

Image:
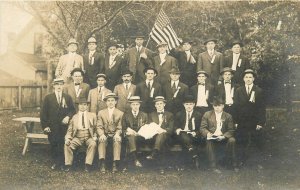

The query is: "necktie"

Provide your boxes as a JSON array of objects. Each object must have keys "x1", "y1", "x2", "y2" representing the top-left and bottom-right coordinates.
[
  {"x1": 133, "y1": 112, "x2": 137, "y2": 118},
  {"x1": 147, "y1": 81, "x2": 151, "y2": 90},
  {"x1": 125, "y1": 84, "x2": 128, "y2": 90},
  {"x1": 187, "y1": 112, "x2": 192, "y2": 129},
  {"x1": 247, "y1": 85, "x2": 250, "y2": 95},
  {"x1": 198, "y1": 83, "x2": 205, "y2": 86},
  {"x1": 58, "y1": 93, "x2": 61, "y2": 104},
  {"x1": 89, "y1": 54, "x2": 92, "y2": 64},
  {"x1": 158, "y1": 112, "x2": 164, "y2": 115},
  {"x1": 82, "y1": 113, "x2": 85, "y2": 128},
  {"x1": 98, "y1": 87, "x2": 102, "y2": 94},
  {"x1": 172, "y1": 82, "x2": 176, "y2": 93}
]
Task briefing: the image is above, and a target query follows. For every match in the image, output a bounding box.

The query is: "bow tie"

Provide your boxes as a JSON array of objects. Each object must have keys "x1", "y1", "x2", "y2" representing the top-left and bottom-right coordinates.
[
  {"x1": 75, "y1": 83, "x2": 80, "y2": 86},
  {"x1": 225, "y1": 81, "x2": 231, "y2": 84},
  {"x1": 158, "y1": 112, "x2": 164, "y2": 115},
  {"x1": 198, "y1": 83, "x2": 205, "y2": 86}
]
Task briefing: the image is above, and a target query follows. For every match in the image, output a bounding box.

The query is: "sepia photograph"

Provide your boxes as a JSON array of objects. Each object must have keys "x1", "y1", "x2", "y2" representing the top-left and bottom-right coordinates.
[{"x1": 0, "y1": 0, "x2": 299, "y2": 189}]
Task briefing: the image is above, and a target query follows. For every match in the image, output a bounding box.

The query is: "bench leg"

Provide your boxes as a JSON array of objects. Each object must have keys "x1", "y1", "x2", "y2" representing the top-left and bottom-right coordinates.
[{"x1": 22, "y1": 137, "x2": 29, "y2": 156}]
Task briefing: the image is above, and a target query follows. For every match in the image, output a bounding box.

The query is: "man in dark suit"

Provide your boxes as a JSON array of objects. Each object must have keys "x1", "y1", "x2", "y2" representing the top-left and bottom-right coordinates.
[
  {"x1": 200, "y1": 97, "x2": 237, "y2": 173},
  {"x1": 104, "y1": 43, "x2": 124, "y2": 91},
  {"x1": 122, "y1": 96, "x2": 148, "y2": 168},
  {"x1": 170, "y1": 39, "x2": 197, "y2": 87},
  {"x1": 83, "y1": 37, "x2": 105, "y2": 88},
  {"x1": 135, "y1": 67, "x2": 162, "y2": 113},
  {"x1": 153, "y1": 42, "x2": 178, "y2": 86},
  {"x1": 40, "y1": 78, "x2": 76, "y2": 170},
  {"x1": 123, "y1": 34, "x2": 154, "y2": 84},
  {"x1": 233, "y1": 69, "x2": 266, "y2": 165},
  {"x1": 175, "y1": 95, "x2": 203, "y2": 169},
  {"x1": 162, "y1": 68, "x2": 189, "y2": 115},
  {"x1": 197, "y1": 38, "x2": 224, "y2": 87},
  {"x1": 224, "y1": 40, "x2": 250, "y2": 85},
  {"x1": 190, "y1": 70, "x2": 214, "y2": 116},
  {"x1": 147, "y1": 96, "x2": 174, "y2": 174}
]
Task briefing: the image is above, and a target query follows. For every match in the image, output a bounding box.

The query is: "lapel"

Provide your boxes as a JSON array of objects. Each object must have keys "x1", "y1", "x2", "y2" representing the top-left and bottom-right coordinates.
[
  {"x1": 210, "y1": 111, "x2": 217, "y2": 129},
  {"x1": 51, "y1": 93, "x2": 60, "y2": 107},
  {"x1": 204, "y1": 51, "x2": 212, "y2": 62},
  {"x1": 220, "y1": 112, "x2": 226, "y2": 132},
  {"x1": 152, "y1": 112, "x2": 159, "y2": 124}
]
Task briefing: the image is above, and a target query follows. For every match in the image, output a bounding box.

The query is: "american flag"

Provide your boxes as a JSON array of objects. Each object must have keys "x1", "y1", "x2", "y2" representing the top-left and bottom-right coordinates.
[{"x1": 149, "y1": 9, "x2": 181, "y2": 50}]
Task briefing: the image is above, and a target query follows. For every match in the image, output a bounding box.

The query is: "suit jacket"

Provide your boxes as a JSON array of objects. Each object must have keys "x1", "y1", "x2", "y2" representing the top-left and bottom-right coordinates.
[
  {"x1": 83, "y1": 51, "x2": 105, "y2": 88},
  {"x1": 113, "y1": 83, "x2": 136, "y2": 112},
  {"x1": 122, "y1": 111, "x2": 148, "y2": 133},
  {"x1": 175, "y1": 110, "x2": 203, "y2": 135},
  {"x1": 197, "y1": 51, "x2": 224, "y2": 86},
  {"x1": 96, "y1": 108, "x2": 124, "y2": 136},
  {"x1": 135, "y1": 80, "x2": 162, "y2": 113},
  {"x1": 215, "y1": 81, "x2": 239, "y2": 105},
  {"x1": 153, "y1": 54, "x2": 178, "y2": 86},
  {"x1": 55, "y1": 53, "x2": 84, "y2": 82},
  {"x1": 65, "y1": 112, "x2": 97, "y2": 140},
  {"x1": 88, "y1": 87, "x2": 112, "y2": 113},
  {"x1": 190, "y1": 83, "x2": 214, "y2": 107},
  {"x1": 63, "y1": 82, "x2": 90, "y2": 105},
  {"x1": 233, "y1": 85, "x2": 266, "y2": 129},
  {"x1": 148, "y1": 111, "x2": 174, "y2": 135},
  {"x1": 200, "y1": 110, "x2": 234, "y2": 139},
  {"x1": 224, "y1": 52, "x2": 250, "y2": 85},
  {"x1": 170, "y1": 49, "x2": 198, "y2": 87},
  {"x1": 123, "y1": 47, "x2": 154, "y2": 84},
  {"x1": 104, "y1": 54, "x2": 124, "y2": 91},
  {"x1": 162, "y1": 81, "x2": 189, "y2": 114}
]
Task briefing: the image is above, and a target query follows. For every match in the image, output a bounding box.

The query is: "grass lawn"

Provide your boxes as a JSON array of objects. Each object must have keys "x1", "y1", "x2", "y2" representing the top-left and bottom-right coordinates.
[{"x1": 0, "y1": 110, "x2": 300, "y2": 190}]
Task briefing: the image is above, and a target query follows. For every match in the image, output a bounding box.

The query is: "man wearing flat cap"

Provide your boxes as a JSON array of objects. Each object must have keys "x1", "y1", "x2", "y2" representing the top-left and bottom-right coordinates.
[
  {"x1": 123, "y1": 33, "x2": 154, "y2": 84},
  {"x1": 88, "y1": 74, "x2": 112, "y2": 114},
  {"x1": 97, "y1": 93, "x2": 124, "y2": 173},
  {"x1": 233, "y1": 69, "x2": 266, "y2": 166},
  {"x1": 64, "y1": 98, "x2": 97, "y2": 172},
  {"x1": 122, "y1": 96, "x2": 148, "y2": 168},
  {"x1": 162, "y1": 68, "x2": 189, "y2": 115},
  {"x1": 224, "y1": 40, "x2": 250, "y2": 85},
  {"x1": 113, "y1": 70, "x2": 136, "y2": 112},
  {"x1": 153, "y1": 42, "x2": 179, "y2": 86},
  {"x1": 197, "y1": 38, "x2": 224, "y2": 87},
  {"x1": 40, "y1": 78, "x2": 76, "y2": 170},
  {"x1": 83, "y1": 37, "x2": 105, "y2": 89},
  {"x1": 55, "y1": 38, "x2": 84, "y2": 83},
  {"x1": 135, "y1": 67, "x2": 162, "y2": 113},
  {"x1": 200, "y1": 97, "x2": 237, "y2": 173},
  {"x1": 63, "y1": 68, "x2": 90, "y2": 111},
  {"x1": 175, "y1": 95, "x2": 203, "y2": 169},
  {"x1": 170, "y1": 39, "x2": 198, "y2": 87}
]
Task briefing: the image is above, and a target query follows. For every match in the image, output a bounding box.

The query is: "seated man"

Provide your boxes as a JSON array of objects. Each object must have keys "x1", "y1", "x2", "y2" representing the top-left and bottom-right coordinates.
[
  {"x1": 64, "y1": 98, "x2": 97, "y2": 172},
  {"x1": 200, "y1": 97, "x2": 237, "y2": 173},
  {"x1": 147, "y1": 96, "x2": 174, "y2": 174},
  {"x1": 97, "y1": 93, "x2": 124, "y2": 173},
  {"x1": 122, "y1": 96, "x2": 148, "y2": 168},
  {"x1": 175, "y1": 95, "x2": 203, "y2": 169}
]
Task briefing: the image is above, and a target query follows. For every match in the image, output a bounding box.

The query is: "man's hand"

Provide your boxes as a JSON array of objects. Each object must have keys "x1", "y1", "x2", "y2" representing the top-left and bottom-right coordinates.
[
  {"x1": 44, "y1": 127, "x2": 51, "y2": 133},
  {"x1": 99, "y1": 134, "x2": 107, "y2": 142},
  {"x1": 93, "y1": 137, "x2": 97, "y2": 141},
  {"x1": 158, "y1": 128, "x2": 166, "y2": 134},
  {"x1": 207, "y1": 132, "x2": 213, "y2": 138},
  {"x1": 216, "y1": 135, "x2": 225, "y2": 141},
  {"x1": 256, "y1": 125, "x2": 263, "y2": 131},
  {"x1": 140, "y1": 52, "x2": 147, "y2": 59},
  {"x1": 65, "y1": 139, "x2": 71, "y2": 146},
  {"x1": 114, "y1": 134, "x2": 121, "y2": 142},
  {"x1": 126, "y1": 128, "x2": 136, "y2": 136},
  {"x1": 62, "y1": 116, "x2": 70, "y2": 124},
  {"x1": 176, "y1": 128, "x2": 182, "y2": 135},
  {"x1": 190, "y1": 132, "x2": 196, "y2": 137}
]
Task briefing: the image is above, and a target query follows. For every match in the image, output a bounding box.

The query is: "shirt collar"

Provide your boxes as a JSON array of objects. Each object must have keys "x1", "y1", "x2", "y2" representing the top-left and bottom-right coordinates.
[
  {"x1": 146, "y1": 80, "x2": 153, "y2": 84},
  {"x1": 108, "y1": 107, "x2": 115, "y2": 112},
  {"x1": 245, "y1": 83, "x2": 254, "y2": 89},
  {"x1": 132, "y1": 110, "x2": 139, "y2": 115},
  {"x1": 89, "y1": 50, "x2": 96, "y2": 54}
]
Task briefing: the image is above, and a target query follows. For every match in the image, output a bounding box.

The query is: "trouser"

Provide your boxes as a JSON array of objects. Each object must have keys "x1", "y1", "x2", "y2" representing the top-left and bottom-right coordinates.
[
  {"x1": 64, "y1": 137, "x2": 97, "y2": 165},
  {"x1": 98, "y1": 136, "x2": 121, "y2": 161},
  {"x1": 205, "y1": 137, "x2": 237, "y2": 168},
  {"x1": 126, "y1": 135, "x2": 146, "y2": 153},
  {"x1": 48, "y1": 130, "x2": 66, "y2": 166},
  {"x1": 178, "y1": 132, "x2": 202, "y2": 157}
]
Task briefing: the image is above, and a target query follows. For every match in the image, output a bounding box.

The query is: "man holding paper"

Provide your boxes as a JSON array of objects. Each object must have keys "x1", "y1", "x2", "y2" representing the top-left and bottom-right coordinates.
[{"x1": 200, "y1": 97, "x2": 237, "y2": 173}]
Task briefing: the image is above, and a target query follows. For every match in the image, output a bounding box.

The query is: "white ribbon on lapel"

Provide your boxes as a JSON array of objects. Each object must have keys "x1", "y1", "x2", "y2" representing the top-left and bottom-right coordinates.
[
  {"x1": 249, "y1": 91, "x2": 255, "y2": 103},
  {"x1": 76, "y1": 88, "x2": 82, "y2": 98},
  {"x1": 211, "y1": 55, "x2": 216, "y2": 64},
  {"x1": 192, "y1": 117, "x2": 195, "y2": 130},
  {"x1": 173, "y1": 87, "x2": 181, "y2": 98},
  {"x1": 150, "y1": 88, "x2": 155, "y2": 98},
  {"x1": 91, "y1": 57, "x2": 94, "y2": 65},
  {"x1": 238, "y1": 59, "x2": 242, "y2": 67},
  {"x1": 127, "y1": 92, "x2": 132, "y2": 100},
  {"x1": 205, "y1": 90, "x2": 209, "y2": 100},
  {"x1": 231, "y1": 87, "x2": 234, "y2": 98}
]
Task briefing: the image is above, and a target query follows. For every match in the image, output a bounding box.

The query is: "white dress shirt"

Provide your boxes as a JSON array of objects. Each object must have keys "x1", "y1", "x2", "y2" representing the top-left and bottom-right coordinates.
[
  {"x1": 196, "y1": 84, "x2": 208, "y2": 107},
  {"x1": 55, "y1": 91, "x2": 62, "y2": 104},
  {"x1": 185, "y1": 50, "x2": 191, "y2": 61},
  {"x1": 245, "y1": 83, "x2": 254, "y2": 95},
  {"x1": 224, "y1": 81, "x2": 233, "y2": 105},
  {"x1": 136, "y1": 46, "x2": 142, "y2": 53},
  {"x1": 146, "y1": 80, "x2": 154, "y2": 89},
  {"x1": 183, "y1": 111, "x2": 193, "y2": 131},
  {"x1": 159, "y1": 53, "x2": 167, "y2": 65},
  {"x1": 132, "y1": 110, "x2": 139, "y2": 118},
  {"x1": 158, "y1": 110, "x2": 165, "y2": 125},
  {"x1": 109, "y1": 54, "x2": 117, "y2": 68},
  {"x1": 232, "y1": 53, "x2": 240, "y2": 71},
  {"x1": 208, "y1": 50, "x2": 214, "y2": 57},
  {"x1": 214, "y1": 111, "x2": 223, "y2": 136},
  {"x1": 124, "y1": 83, "x2": 131, "y2": 90},
  {"x1": 171, "y1": 80, "x2": 179, "y2": 89},
  {"x1": 108, "y1": 107, "x2": 115, "y2": 120}
]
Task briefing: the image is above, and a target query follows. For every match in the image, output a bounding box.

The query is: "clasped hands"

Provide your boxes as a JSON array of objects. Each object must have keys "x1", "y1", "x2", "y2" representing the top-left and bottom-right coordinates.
[{"x1": 176, "y1": 129, "x2": 196, "y2": 137}]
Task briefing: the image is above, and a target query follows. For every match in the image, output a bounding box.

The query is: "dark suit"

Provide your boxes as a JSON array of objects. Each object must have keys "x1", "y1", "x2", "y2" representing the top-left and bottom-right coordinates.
[
  {"x1": 153, "y1": 55, "x2": 178, "y2": 86},
  {"x1": 83, "y1": 51, "x2": 105, "y2": 88},
  {"x1": 200, "y1": 110, "x2": 236, "y2": 168},
  {"x1": 104, "y1": 55, "x2": 124, "y2": 91},
  {"x1": 197, "y1": 51, "x2": 224, "y2": 87},
  {"x1": 162, "y1": 81, "x2": 189, "y2": 115},
  {"x1": 224, "y1": 52, "x2": 250, "y2": 85},
  {"x1": 190, "y1": 83, "x2": 214, "y2": 115},
  {"x1": 40, "y1": 92, "x2": 76, "y2": 166},
  {"x1": 135, "y1": 81, "x2": 162, "y2": 113}
]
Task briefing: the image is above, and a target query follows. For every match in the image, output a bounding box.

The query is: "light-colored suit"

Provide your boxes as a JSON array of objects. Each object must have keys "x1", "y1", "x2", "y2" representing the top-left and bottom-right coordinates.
[
  {"x1": 113, "y1": 83, "x2": 136, "y2": 112},
  {"x1": 63, "y1": 83, "x2": 90, "y2": 107},
  {"x1": 64, "y1": 112, "x2": 97, "y2": 165},
  {"x1": 88, "y1": 87, "x2": 112, "y2": 114},
  {"x1": 97, "y1": 108, "x2": 124, "y2": 160},
  {"x1": 55, "y1": 53, "x2": 84, "y2": 83}
]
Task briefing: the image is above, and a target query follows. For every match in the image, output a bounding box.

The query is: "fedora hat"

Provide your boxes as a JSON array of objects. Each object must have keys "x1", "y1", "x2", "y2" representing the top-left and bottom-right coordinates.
[
  {"x1": 210, "y1": 96, "x2": 225, "y2": 106},
  {"x1": 183, "y1": 95, "x2": 195, "y2": 103},
  {"x1": 70, "y1": 68, "x2": 84, "y2": 76},
  {"x1": 204, "y1": 38, "x2": 217, "y2": 45},
  {"x1": 169, "y1": 68, "x2": 181, "y2": 74},
  {"x1": 231, "y1": 40, "x2": 243, "y2": 47},
  {"x1": 197, "y1": 70, "x2": 209, "y2": 77},
  {"x1": 121, "y1": 70, "x2": 133, "y2": 76},
  {"x1": 220, "y1": 67, "x2": 234, "y2": 75},
  {"x1": 76, "y1": 97, "x2": 90, "y2": 104},
  {"x1": 156, "y1": 41, "x2": 168, "y2": 48},
  {"x1": 242, "y1": 69, "x2": 257, "y2": 78},
  {"x1": 143, "y1": 67, "x2": 158, "y2": 75}
]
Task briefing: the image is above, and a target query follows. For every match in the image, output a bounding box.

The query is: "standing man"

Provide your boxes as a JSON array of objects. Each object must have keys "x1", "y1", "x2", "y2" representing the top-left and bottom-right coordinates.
[
  {"x1": 113, "y1": 70, "x2": 136, "y2": 112},
  {"x1": 40, "y1": 78, "x2": 76, "y2": 170},
  {"x1": 200, "y1": 97, "x2": 237, "y2": 173},
  {"x1": 97, "y1": 93, "x2": 124, "y2": 173},
  {"x1": 88, "y1": 74, "x2": 112, "y2": 114},
  {"x1": 224, "y1": 40, "x2": 250, "y2": 85},
  {"x1": 83, "y1": 37, "x2": 105, "y2": 88},
  {"x1": 64, "y1": 98, "x2": 97, "y2": 172},
  {"x1": 153, "y1": 42, "x2": 178, "y2": 86},
  {"x1": 170, "y1": 39, "x2": 197, "y2": 87},
  {"x1": 55, "y1": 38, "x2": 84, "y2": 83},
  {"x1": 117, "y1": 44, "x2": 125, "y2": 58},
  {"x1": 233, "y1": 69, "x2": 266, "y2": 166},
  {"x1": 135, "y1": 68, "x2": 162, "y2": 113},
  {"x1": 190, "y1": 70, "x2": 214, "y2": 116},
  {"x1": 162, "y1": 68, "x2": 189, "y2": 115},
  {"x1": 123, "y1": 33, "x2": 154, "y2": 84},
  {"x1": 197, "y1": 38, "x2": 224, "y2": 87},
  {"x1": 175, "y1": 95, "x2": 203, "y2": 169}
]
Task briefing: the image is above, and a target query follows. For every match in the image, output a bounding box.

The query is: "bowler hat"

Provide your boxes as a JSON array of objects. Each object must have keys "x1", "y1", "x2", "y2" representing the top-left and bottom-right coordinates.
[
  {"x1": 153, "y1": 96, "x2": 166, "y2": 103},
  {"x1": 52, "y1": 78, "x2": 64, "y2": 84},
  {"x1": 220, "y1": 67, "x2": 234, "y2": 75},
  {"x1": 181, "y1": 38, "x2": 193, "y2": 45},
  {"x1": 96, "y1": 73, "x2": 107, "y2": 80},
  {"x1": 204, "y1": 38, "x2": 217, "y2": 45},
  {"x1": 242, "y1": 69, "x2": 257, "y2": 78},
  {"x1": 231, "y1": 40, "x2": 243, "y2": 47},
  {"x1": 67, "y1": 38, "x2": 79, "y2": 46},
  {"x1": 70, "y1": 68, "x2": 84, "y2": 76},
  {"x1": 132, "y1": 32, "x2": 145, "y2": 39},
  {"x1": 128, "y1": 96, "x2": 142, "y2": 103},
  {"x1": 169, "y1": 68, "x2": 181, "y2": 74},
  {"x1": 210, "y1": 96, "x2": 225, "y2": 106},
  {"x1": 103, "y1": 93, "x2": 118, "y2": 101},
  {"x1": 197, "y1": 70, "x2": 209, "y2": 77},
  {"x1": 183, "y1": 95, "x2": 195, "y2": 103},
  {"x1": 143, "y1": 67, "x2": 158, "y2": 75},
  {"x1": 106, "y1": 42, "x2": 118, "y2": 49},
  {"x1": 121, "y1": 70, "x2": 133, "y2": 76},
  {"x1": 76, "y1": 97, "x2": 90, "y2": 104}
]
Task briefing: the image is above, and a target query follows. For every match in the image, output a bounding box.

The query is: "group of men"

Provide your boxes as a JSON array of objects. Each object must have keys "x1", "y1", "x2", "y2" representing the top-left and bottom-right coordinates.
[{"x1": 40, "y1": 34, "x2": 266, "y2": 174}]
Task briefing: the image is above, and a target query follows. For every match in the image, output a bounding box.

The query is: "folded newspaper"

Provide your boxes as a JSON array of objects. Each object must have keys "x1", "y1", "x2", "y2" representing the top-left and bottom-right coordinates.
[{"x1": 138, "y1": 122, "x2": 161, "y2": 139}]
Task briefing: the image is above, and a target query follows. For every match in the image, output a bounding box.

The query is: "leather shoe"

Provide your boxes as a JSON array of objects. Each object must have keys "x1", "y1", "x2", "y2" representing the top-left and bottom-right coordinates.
[
  {"x1": 146, "y1": 155, "x2": 153, "y2": 160},
  {"x1": 112, "y1": 162, "x2": 118, "y2": 173},
  {"x1": 135, "y1": 160, "x2": 143, "y2": 167},
  {"x1": 85, "y1": 164, "x2": 92, "y2": 172},
  {"x1": 100, "y1": 162, "x2": 106, "y2": 174},
  {"x1": 50, "y1": 164, "x2": 57, "y2": 170},
  {"x1": 64, "y1": 165, "x2": 72, "y2": 172},
  {"x1": 159, "y1": 168, "x2": 165, "y2": 174}
]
